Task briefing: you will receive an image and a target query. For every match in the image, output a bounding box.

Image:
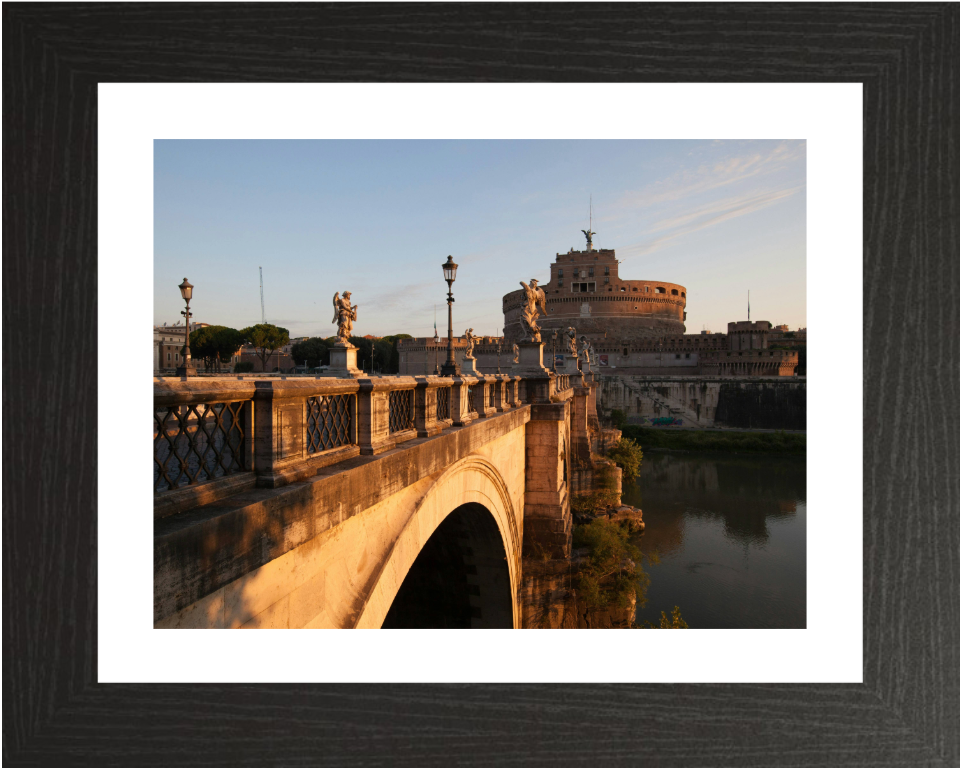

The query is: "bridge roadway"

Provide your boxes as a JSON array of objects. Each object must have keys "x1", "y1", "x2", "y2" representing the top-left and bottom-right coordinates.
[{"x1": 153, "y1": 369, "x2": 600, "y2": 629}]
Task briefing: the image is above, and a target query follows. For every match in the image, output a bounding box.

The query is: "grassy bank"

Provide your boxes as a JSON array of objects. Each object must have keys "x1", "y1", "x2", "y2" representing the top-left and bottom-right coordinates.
[{"x1": 621, "y1": 426, "x2": 805, "y2": 455}]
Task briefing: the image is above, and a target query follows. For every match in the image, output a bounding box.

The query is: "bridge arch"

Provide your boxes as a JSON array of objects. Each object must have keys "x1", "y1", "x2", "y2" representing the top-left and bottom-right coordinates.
[{"x1": 354, "y1": 455, "x2": 521, "y2": 629}]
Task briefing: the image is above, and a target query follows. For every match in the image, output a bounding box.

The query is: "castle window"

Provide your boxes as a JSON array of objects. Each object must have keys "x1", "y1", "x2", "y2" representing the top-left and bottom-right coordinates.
[
  {"x1": 681, "y1": 292, "x2": 685, "y2": 298},
  {"x1": 558, "y1": 280, "x2": 563, "y2": 287},
  {"x1": 675, "y1": 354, "x2": 681, "y2": 359},
  {"x1": 604, "y1": 276, "x2": 609, "y2": 283},
  {"x1": 656, "y1": 287, "x2": 666, "y2": 294},
  {"x1": 671, "y1": 289, "x2": 679, "y2": 296},
  {"x1": 645, "y1": 286, "x2": 649, "y2": 293},
  {"x1": 623, "y1": 348, "x2": 628, "y2": 356},
  {"x1": 632, "y1": 287, "x2": 637, "y2": 291},
  {"x1": 685, "y1": 353, "x2": 690, "y2": 359},
  {"x1": 588, "y1": 267, "x2": 594, "y2": 277},
  {"x1": 558, "y1": 269, "x2": 564, "y2": 278},
  {"x1": 604, "y1": 266, "x2": 610, "y2": 275},
  {"x1": 620, "y1": 287, "x2": 626, "y2": 292}
]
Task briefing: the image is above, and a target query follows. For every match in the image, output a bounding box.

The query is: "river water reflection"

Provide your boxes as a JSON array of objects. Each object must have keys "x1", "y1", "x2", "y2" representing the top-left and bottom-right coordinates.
[{"x1": 622, "y1": 451, "x2": 806, "y2": 629}]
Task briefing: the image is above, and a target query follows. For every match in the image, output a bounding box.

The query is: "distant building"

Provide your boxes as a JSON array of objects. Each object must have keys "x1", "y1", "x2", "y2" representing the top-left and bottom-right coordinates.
[
  {"x1": 154, "y1": 321, "x2": 209, "y2": 374},
  {"x1": 498, "y1": 232, "x2": 800, "y2": 377}
]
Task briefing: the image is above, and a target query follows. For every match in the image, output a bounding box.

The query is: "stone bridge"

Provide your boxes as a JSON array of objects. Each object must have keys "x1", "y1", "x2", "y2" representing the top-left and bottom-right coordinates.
[{"x1": 153, "y1": 361, "x2": 603, "y2": 629}]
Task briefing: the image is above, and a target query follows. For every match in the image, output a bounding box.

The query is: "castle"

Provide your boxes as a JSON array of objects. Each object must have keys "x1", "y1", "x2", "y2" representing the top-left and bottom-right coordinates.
[{"x1": 399, "y1": 232, "x2": 801, "y2": 379}]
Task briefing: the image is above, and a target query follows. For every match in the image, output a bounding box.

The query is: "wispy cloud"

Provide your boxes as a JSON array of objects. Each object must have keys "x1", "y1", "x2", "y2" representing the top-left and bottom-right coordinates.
[
  {"x1": 617, "y1": 185, "x2": 803, "y2": 259},
  {"x1": 616, "y1": 141, "x2": 804, "y2": 210}
]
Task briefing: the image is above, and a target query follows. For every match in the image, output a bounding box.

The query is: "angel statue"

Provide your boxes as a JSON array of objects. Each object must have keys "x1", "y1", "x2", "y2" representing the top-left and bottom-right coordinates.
[
  {"x1": 579, "y1": 336, "x2": 592, "y2": 366},
  {"x1": 512, "y1": 343, "x2": 520, "y2": 364},
  {"x1": 464, "y1": 328, "x2": 475, "y2": 360},
  {"x1": 566, "y1": 327, "x2": 578, "y2": 357},
  {"x1": 519, "y1": 278, "x2": 548, "y2": 342},
  {"x1": 581, "y1": 228, "x2": 595, "y2": 250},
  {"x1": 332, "y1": 291, "x2": 358, "y2": 344}
]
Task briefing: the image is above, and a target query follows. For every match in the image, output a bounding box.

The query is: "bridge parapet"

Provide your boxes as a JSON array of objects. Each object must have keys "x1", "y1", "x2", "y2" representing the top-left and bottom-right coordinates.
[{"x1": 154, "y1": 369, "x2": 581, "y2": 520}]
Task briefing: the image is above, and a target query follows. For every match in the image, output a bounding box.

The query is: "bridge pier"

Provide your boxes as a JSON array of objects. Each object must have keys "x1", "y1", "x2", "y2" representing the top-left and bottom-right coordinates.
[{"x1": 522, "y1": 400, "x2": 573, "y2": 560}]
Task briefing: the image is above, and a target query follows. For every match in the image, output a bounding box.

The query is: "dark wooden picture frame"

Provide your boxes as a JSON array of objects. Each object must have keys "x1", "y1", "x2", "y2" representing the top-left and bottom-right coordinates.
[{"x1": 4, "y1": 4, "x2": 957, "y2": 765}]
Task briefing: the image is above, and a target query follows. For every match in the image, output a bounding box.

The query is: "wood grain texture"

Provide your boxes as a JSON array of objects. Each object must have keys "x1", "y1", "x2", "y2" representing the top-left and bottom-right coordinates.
[{"x1": 3, "y1": 3, "x2": 957, "y2": 765}]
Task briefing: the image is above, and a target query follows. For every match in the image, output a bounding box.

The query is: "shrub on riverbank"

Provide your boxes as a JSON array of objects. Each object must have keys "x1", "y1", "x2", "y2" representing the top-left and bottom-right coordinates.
[
  {"x1": 639, "y1": 606, "x2": 689, "y2": 629},
  {"x1": 621, "y1": 426, "x2": 805, "y2": 455},
  {"x1": 573, "y1": 518, "x2": 651, "y2": 610},
  {"x1": 606, "y1": 437, "x2": 643, "y2": 483}
]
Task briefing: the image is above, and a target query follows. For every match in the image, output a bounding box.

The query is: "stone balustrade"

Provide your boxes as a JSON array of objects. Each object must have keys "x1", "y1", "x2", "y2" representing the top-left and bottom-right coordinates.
[{"x1": 154, "y1": 371, "x2": 590, "y2": 519}]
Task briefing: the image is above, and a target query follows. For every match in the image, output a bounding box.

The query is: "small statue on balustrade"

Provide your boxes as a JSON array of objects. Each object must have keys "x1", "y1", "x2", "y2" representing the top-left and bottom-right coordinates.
[
  {"x1": 518, "y1": 279, "x2": 548, "y2": 342},
  {"x1": 332, "y1": 291, "x2": 358, "y2": 345},
  {"x1": 566, "y1": 327, "x2": 578, "y2": 357},
  {"x1": 578, "y1": 336, "x2": 592, "y2": 365}
]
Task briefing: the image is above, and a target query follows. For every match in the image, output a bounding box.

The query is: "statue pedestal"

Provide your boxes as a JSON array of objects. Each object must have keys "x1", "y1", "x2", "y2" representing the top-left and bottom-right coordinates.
[
  {"x1": 460, "y1": 358, "x2": 478, "y2": 375},
  {"x1": 514, "y1": 341, "x2": 549, "y2": 374},
  {"x1": 324, "y1": 343, "x2": 363, "y2": 378},
  {"x1": 557, "y1": 356, "x2": 580, "y2": 375}
]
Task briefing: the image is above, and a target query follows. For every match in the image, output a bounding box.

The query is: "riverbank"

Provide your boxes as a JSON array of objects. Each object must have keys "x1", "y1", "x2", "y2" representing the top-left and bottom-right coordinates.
[{"x1": 621, "y1": 425, "x2": 805, "y2": 455}]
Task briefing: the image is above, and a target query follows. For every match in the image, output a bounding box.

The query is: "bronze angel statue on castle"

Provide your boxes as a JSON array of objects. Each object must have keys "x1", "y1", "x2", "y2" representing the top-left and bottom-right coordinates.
[
  {"x1": 519, "y1": 279, "x2": 548, "y2": 343},
  {"x1": 332, "y1": 291, "x2": 358, "y2": 344}
]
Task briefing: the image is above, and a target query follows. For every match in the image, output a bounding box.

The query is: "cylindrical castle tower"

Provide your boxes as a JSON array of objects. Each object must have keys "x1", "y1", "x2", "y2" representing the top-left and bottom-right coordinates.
[{"x1": 502, "y1": 244, "x2": 687, "y2": 343}]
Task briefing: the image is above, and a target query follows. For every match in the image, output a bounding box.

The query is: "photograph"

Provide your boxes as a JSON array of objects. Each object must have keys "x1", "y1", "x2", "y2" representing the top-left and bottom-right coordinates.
[{"x1": 153, "y1": 139, "x2": 807, "y2": 630}]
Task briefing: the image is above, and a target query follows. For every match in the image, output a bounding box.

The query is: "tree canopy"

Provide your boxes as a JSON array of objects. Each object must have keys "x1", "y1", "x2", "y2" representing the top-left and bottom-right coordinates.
[
  {"x1": 291, "y1": 337, "x2": 337, "y2": 368},
  {"x1": 189, "y1": 325, "x2": 244, "y2": 372},
  {"x1": 239, "y1": 323, "x2": 290, "y2": 372},
  {"x1": 287, "y1": 332, "x2": 415, "y2": 373}
]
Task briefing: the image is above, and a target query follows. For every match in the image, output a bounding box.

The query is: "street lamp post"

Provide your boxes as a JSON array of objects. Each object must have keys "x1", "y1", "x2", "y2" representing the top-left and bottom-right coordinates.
[
  {"x1": 496, "y1": 328, "x2": 501, "y2": 374},
  {"x1": 440, "y1": 256, "x2": 460, "y2": 376},
  {"x1": 176, "y1": 277, "x2": 197, "y2": 378}
]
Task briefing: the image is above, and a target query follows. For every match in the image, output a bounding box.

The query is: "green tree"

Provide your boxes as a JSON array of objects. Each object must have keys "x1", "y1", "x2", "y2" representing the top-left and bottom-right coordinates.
[
  {"x1": 239, "y1": 323, "x2": 290, "y2": 372},
  {"x1": 609, "y1": 408, "x2": 628, "y2": 430},
  {"x1": 573, "y1": 518, "x2": 651, "y2": 610},
  {"x1": 348, "y1": 335, "x2": 402, "y2": 374},
  {"x1": 291, "y1": 336, "x2": 335, "y2": 368},
  {"x1": 607, "y1": 437, "x2": 643, "y2": 484},
  {"x1": 190, "y1": 325, "x2": 243, "y2": 372},
  {"x1": 639, "y1": 606, "x2": 689, "y2": 629}
]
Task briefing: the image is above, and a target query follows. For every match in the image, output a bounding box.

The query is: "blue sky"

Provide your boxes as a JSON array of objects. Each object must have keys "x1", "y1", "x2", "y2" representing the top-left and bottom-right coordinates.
[{"x1": 154, "y1": 140, "x2": 805, "y2": 338}]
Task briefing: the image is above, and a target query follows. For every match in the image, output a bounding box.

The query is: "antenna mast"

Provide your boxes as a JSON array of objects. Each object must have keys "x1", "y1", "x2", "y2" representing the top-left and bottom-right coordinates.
[
  {"x1": 748, "y1": 290, "x2": 750, "y2": 322},
  {"x1": 260, "y1": 266, "x2": 266, "y2": 324}
]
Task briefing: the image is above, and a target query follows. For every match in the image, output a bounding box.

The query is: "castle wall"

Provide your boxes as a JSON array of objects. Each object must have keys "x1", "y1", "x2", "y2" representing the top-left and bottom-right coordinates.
[{"x1": 597, "y1": 376, "x2": 806, "y2": 430}]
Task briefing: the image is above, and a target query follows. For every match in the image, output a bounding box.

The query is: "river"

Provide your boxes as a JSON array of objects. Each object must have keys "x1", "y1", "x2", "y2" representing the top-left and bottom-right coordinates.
[{"x1": 622, "y1": 451, "x2": 806, "y2": 629}]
